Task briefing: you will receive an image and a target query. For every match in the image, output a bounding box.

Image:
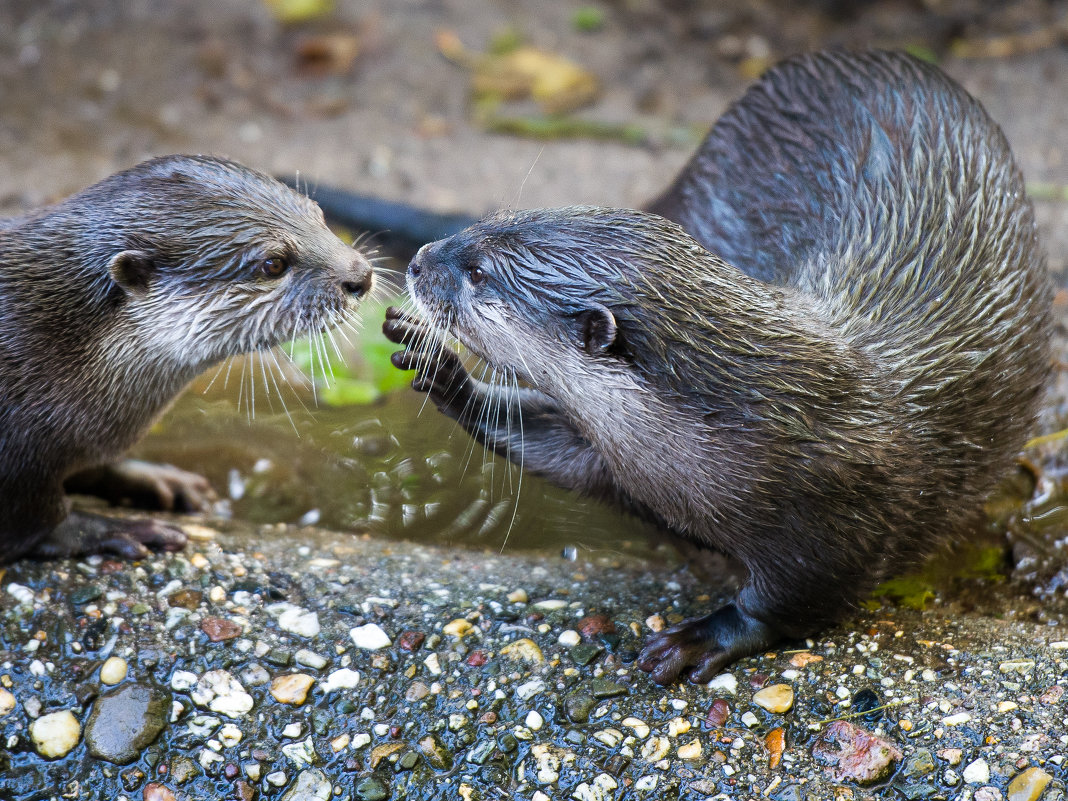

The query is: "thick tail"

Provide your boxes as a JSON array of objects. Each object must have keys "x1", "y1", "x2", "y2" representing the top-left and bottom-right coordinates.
[{"x1": 280, "y1": 177, "x2": 478, "y2": 258}]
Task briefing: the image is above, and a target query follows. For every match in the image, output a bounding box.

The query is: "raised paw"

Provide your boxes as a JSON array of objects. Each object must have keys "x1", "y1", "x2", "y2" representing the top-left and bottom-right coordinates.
[
  {"x1": 383, "y1": 306, "x2": 473, "y2": 414},
  {"x1": 636, "y1": 603, "x2": 776, "y2": 685},
  {"x1": 33, "y1": 510, "x2": 188, "y2": 560},
  {"x1": 65, "y1": 459, "x2": 217, "y2": 512}
]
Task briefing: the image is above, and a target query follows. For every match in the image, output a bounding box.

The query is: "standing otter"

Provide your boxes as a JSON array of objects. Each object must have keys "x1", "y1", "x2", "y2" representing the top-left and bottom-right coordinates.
[
  {"x1": 1, "y1": 155, "x2": 372, "y2": 562},
  {"x1": 384, "y1": 50, "x2": 1052, "y2": 684}
]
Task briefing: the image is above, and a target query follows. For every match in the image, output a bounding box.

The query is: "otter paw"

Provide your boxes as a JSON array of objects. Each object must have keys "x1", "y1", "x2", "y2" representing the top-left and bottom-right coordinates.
[
  {"x1": 636, "y1": 604, "x2": 776, "y2": 685},
  {"x1": 66, "y1": 459, "x2": 216, "y2": 512},
  {"x1": 33, "y1": 511, "x2": 188, "y2": 560},
  {"x1": 383, "y1": 306, "x2": 472, "y2": 409}
]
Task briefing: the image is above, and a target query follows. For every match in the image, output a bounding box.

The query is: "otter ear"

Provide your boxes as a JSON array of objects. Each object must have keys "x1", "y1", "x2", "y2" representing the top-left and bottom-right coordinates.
[
  {"x1": 108, "y1": 250, "x2": 155, "y2": 296},
  {"x1": 574, "y1": 306, "x2": 617, "y2": 355}
]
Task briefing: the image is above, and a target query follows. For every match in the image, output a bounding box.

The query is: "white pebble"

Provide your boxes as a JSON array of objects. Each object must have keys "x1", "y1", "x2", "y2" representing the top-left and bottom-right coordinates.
[
  {"x1": 741, "y1": 711, "x2": 760, "y2": 727},
  {"x1": 320, "y1": 669, "x2": 361, "y2": 692},
  {"x1": 282, "y1": 722, "x2": 304, "y2": 738},
  {"x1": 281, "y1": 737, "x2": 317, "y2": 766},
  {"x1": 533, "y1": 599, "x2": 568, "y2": 610},
  {"x1": 6, "y1": 583, "x2": 34, "y2": 606},
  {"x1": 423, "y1": 653, "x2": 442, "y2": 676},
  {"x1": 525, "y1": 710, "x2": 544, "y2": 731},
  {"x1": 516, "y1": 679, "x2": 546, "y2": 701},
  {"x1": 219, "y1": 724, "x2": 243, "y2": 747},
  {"x1": 30, "y1": 710, "x2": 81, "y2": 758},
  {"x1": 191, "y1": 670, "x2": 254, "y2": 718},
  {"x1": 349, "y1": 623, "x2": 392, "y2": 650},
  {"x1": 99, "y1": 656, "x2": 127, "y2": 685},
  {"x1": 962, "y1": 758, "x2": 990, "y2": 784},
  {"x1": 558, "y1": 630, "x2": 581, "y2": 647},
  {"x1": 294, "y1": 649, "x2": 329, "y2": 670},
  {"x1": 705, "y1": 673, "x2": 738, "y2": 694},
  {"x1": 277, "y1": 608, "x2": 321, "y2": 638},
  {"x1": 942, "y1": 712, "x2": 972, "y2": 726}
]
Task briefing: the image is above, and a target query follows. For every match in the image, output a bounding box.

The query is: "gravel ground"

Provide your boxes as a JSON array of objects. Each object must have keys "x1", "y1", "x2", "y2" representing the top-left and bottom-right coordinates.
[{"x1": 3, "y1": 1, "x2": 1068, "y2": 799}]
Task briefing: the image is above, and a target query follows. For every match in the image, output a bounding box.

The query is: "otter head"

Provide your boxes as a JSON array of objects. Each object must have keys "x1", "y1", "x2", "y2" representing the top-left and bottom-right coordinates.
[
  {"x1": 82, "y1": 155, "x2": 372, "y2": 371},
  {"x1": 405, "y1": 206, "x2": 727, "y2": 388}
]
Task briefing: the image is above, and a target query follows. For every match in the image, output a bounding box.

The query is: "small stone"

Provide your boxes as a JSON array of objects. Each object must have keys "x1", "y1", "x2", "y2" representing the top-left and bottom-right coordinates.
[
  {"x1": 168, "y1": 589, "x2": 203, "y2": 610},
  {"x1": 423, "y1": 653, "x2": 442, "y2": 675},
  {"x1": 570, "y1": 643, "x2": 603, "y2": 666},
  {"x1": 271, "y1": 674, "x2": 316, "y2": 705},
  {"x1": 417, "y1": 733, "x2": 453, "y2": 771},
  {"x1": 1006, "y1": 767, "x2": 1053, "y2": 801},
  {"x1": 278, "y1": 607, "x2": 321, "y2": 638},
  {"x1": 939, "y1": 748, "x2": 963, "y2": 765},
  {"x1": 209, "y1": 586, "x2": 226, "y2": 604},
  {"x1": 667, "y1": 716, "x2": 691, "y2": 736},
  {"x1": 100, "y1": 656, "x2": 128, "y2": 685},
  {"x1": 593, "y1": 728, "x2": 623, "y2": 748},
  {"x1": 577, "y1": 614, "x2": 617, "y2": 638},
  {"x1": 443, "y1": 619, "x2": 473, "y2": 637},
  {"x1": 705, "y1": 673, "x2": 738, "y2": 694},
  {"x1": 753, "y1": 684, "x2": 794, "y2": 713},
  {"x1": 789, "y1": 652, "x2": 823, "y2": 668},
  {"x1": 516, "y1": 679, "x2": 546, "y2": 701},
  {"x1": 641, "y1": 736, "x2": 670, "y2": 762},
  {"x1": 201, "y1": 617, "x2": 242, "y2": 642},
  {"x1": 294, "y1": 649, "x2": 329, "y2": 670},
  {"x1": 396, "y1": 630, "x2": 425, "y2": 651},
  {"x1": 190, "y1": 552, "x2": 210, "y2": 569},
  {"x1": 645, "y1": 614, "x2": 666, "y2": 632},
  {"x1": 963, "y1": 759, "x2": 991, "y2": 785},
  {"x1": 765, "y1": 727, "x2": 785, "y2": 769},
  {"x1": 741, "y1": 711, "x2": 760, "y2": 727},
  {"x1": 591, "y1": 678, "x2": 627, "y2": 699},
  {"x1": 143, "y1": 783, "x2": 177, "y2": 801},
  {"x1": 354, "y1": 776, "x2": 389, "y2": 801},
  {"x1": 566, "y1": 693, "x2": 596, "y2": 722},
  {"x1": 283, "y1": 722, "x2": 304, "y2": 738},
  {"x1": 30, "y1": 709, "x2": 81, "y2": 759},
  {"x1": 219, "y1": 724, "x2": 243, "y2": 746},
  {"x1": 507, "y1": 589, "x2": 528, "y2": 604},
  {"x1": 321, "y1": 669, "x2": 361, "y2": 692},
  {"x1": 942, "y1": 712, "x2": 972, "y2": 726},
  {"x1": 707, "y1": 699, "x2": 730, "y2": 727},
  {"x1": 622, "y1": 716, "x2": 650, "y2": 739},
  {"x1": 999, "y1": 659, "x2": 1035, "y2": 675},
  {"x1": 558, "y1": 630, "x2": 581, "y2": 647},
  {"x1": 525, "y1": 710, "x2": 544, "y2": 730},
  {"x1": 533, "y1": 599, "x2": 567, "y2": 610},
  {"x1": 677, "y1": 739, "x2": 702, "y2": 760},
  {"x1": 530, "y1": 743, "x2": 561, "y2": 784},
  {"x1": 572, "y1": 773, "x2": 618, "y2": 801},
  {"x1": 71, "y1": 584, "x2": 103, "y2": 605},
  {"x1": 0, "y1": 688, "x2": 15, "y2": 716},
  {"x1": 191, "y1": 670, "x2": 254, "y2": 718},
  {"x1": 902, "y1": 748, "x2": 936, "y2": 779},
  {"x1": 811, "y1": 720, "x2": 903, "y2": 785},
  {"x1": 975, "y1": 789, "x2": 1004, "y2": 801},
  {"x1": 280, "y1": 767, "x2": 332, "y2": 801},
  {"x1": 350, "y1": 623, "x2": 392, "y2": 650},
  {"x1": 281, "y1": 738, "x2": 318, "y2": 767},
  {"x1": 85, "y1": 683, "x2": 171, "y2": 764},
  {"x1": 500, "y1": 638, "x2": 544, "y2": 663}
]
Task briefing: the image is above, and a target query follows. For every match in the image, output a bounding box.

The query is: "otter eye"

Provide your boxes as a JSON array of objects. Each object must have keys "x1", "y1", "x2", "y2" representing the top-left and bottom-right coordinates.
[
  {"x1": 259, "y1": 257, "x2": 289, "y2": 278},
  {"x1": 468, "y1": 265, "x2": 487, "y2": 286}
]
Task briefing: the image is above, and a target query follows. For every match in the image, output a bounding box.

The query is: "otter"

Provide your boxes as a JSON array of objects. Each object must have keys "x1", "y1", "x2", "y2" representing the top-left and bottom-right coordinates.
[
  {"x1": 1, "y1": 155, "x2": 372, "y2": 563},
  {"x1": 383, "y1": 50, "x2": 1052, "y2": 684}
]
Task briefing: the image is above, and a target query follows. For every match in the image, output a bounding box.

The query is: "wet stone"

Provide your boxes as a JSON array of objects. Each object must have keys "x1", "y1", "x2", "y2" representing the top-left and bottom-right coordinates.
[
  {"x1": 753, "y1": 684, "x2": 794, "y2": 714},
  {"x1": 851, "y1": 688, "x2": 883, "y2": 722},
  {"x1": 281, "y1": 767, "x2": 332, "y2": 801},
  {"x1": 418, "y1": 734, "x2": 454, "y2": 770},
  {"x1": 143, "y1": 783, "x2": 177, "y2": 801},
  {"x1": 570, "y1": 643, "x2": 604, "y2": 666},
  {"x1": 84, "y1": 682, "x2": 171, "y2": 764},
  {"x1": 200, "y1": 616, "x2": 242, "y2": 642},
  {"x1": 397, "y1": 630, "x2": 426, "y2": 651},
  {"x1": 902, "y1": 748, "x2": 936, "y2": 779},
  {"x1": 467, "y1": 739, "x2": 496, "y2": 764},
  {"x1": 898, "y1": 783, "x2": 939, "y2": 800},
  {"x1": 811, "y1": 720, "x2": 903, "y2": 785},
  {"x1": 265, "y1": 647, "x2": 293, "y2": 667},
  {"x1": 497, "y1": 732, "x2": 518, "y2": 753},
  {"x1": 355, "y1": 776, "x2": 389, "y2": 800},
  {"x1": 170, "y1": 756, "x2": 199, "y2": 784},
  {"x1": 566, "y1": 692, "x2": 596, "y2": 722},
  {"x1": 1007, "y1": 767, "x2": 1053, "y2": 801},
  {"x1": 30, "y1": 709, "x2": 81, "y2": 759},
  {"x1": 590, "y1": 678, "x2": 627, "y2": 699},
  {"x1": 397, "y1": 751, "x2": 419, "y2": 771},
  {"x1": 70, "y1": 584, "x2": 102, "y2": 605},
  {"x1": 167, "y1": 589, "x2": 202, "y2": 610}
]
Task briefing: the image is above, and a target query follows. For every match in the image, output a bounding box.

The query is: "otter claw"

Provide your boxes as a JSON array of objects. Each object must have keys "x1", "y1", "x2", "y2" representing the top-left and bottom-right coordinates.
[
  {"x1": 33, "y1": 511, "x2": 188, "y2": 560},
  {"x1": 636, "y1": 604, "x2": 776, "y2": 685}
]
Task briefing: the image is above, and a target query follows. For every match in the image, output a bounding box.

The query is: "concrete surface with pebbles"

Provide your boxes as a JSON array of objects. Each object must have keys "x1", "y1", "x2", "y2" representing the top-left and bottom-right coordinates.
[
  {"x1": 3, "y1": 1, "x2": 1068, "y2": 799},
  {"x1": 1, "y1": 521, "x2": 1067, "y2": 800}
]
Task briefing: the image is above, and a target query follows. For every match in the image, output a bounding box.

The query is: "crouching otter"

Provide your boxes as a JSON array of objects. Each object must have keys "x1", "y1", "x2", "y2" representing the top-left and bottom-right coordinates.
[
  {"x1": 1, "y1": 155, "x2": 372, "y2": 562},
  {"x1": 384, "y1": 50, "x2": 1052, "y2": 683}
]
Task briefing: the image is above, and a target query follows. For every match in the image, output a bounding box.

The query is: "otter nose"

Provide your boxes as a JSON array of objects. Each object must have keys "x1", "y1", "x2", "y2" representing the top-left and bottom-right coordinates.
[{"x1": 342, "y1": 258, "x2": 373, "y2": 298}]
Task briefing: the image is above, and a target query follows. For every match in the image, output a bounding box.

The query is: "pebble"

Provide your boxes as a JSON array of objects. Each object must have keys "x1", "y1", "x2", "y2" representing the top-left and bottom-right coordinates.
[
  {"x1": 753, "y1": 684, "x2": 794, "y2": 713},
  {"x1": 741, "y1": 711, "x2": 760, "y2": 728},
  {"x1": 999, "y1": 659, "x2": 1035, "y2": 674},
  {"x1": 271, "y1": 674, "x2": 316, "y2": 705},
  {"x1": 667, "y1": 716, "x2": 691, "y2": 736},
  {"x1": 902, "y1": 748, "x2": 936, "y2": 779},
  {"x1": 963, "y1": 758, "x2": 991, "y2": 784},
  {"x1": 191, "y1": 670, "x2": 255, "y2": 718},
  {"x1": 533, "y1": 599, "x2": 568, "y2": 610},
  {"x1": 30, "y1": 709, "x2": 81, "y2": 759},
  {"x1": 200, "y1": 617, "x2": 242, "y2": 642},
  {"x1": 280, "y1": 768, "x2": 332, "y2": 801},
  {"x1": 569, "y1": 643, "x2": 603, "y2": 666},
  {"x1": 706, "y1": 673, "x2": 738, "y2": 694},
  {"x1": 354, "y1": 776, "x2": 389, "y2": 801},
  {"x1": 943, "y1": 712, "x2": 972, "y2": 726},
  {"x1": 350, "y1": 623, "x2": 392, "y2": 650},
  {"x1": 622, "y1": 716, "x2": 650, "y2": 739},
  {"x1": 530, "y1": 743, "x2": 562, "y2": 784},
  {"x1": 525, "y1": 710, "x2": 544, "y2": 731},
  {"x1": 443, "y1": 618, "x2": 473, "y2": 637},
  {"x1": 565, "y1": 693, "x2": 596, "y2": 723},
  {"x1": 677, "y1": 739, "x2": 702, "y2": 760},
  {"x1": 572, "y1": 773, "x2": 617, "y2": 801},
  {"x1": 320, "y1": 668, "x2": 361, "y2": 692},
  {"x1": 641, "y1": 736, "x2": 670, "y2": 762},
  {"x1": 277, "y1": 607, "x2": 321, "y2": 638},
  {"x1": 591, "y1": 678, "x2": 627, "y2": 698},
  {"x1": 645, "y1": 614, "x2": 666, "y2": 632},
  {"x1": 500, "y1": 638, "x2": 545, "y2": 663},
  {"x1": 558, "y1": 629, "x2": 581, "y2": 646},
  {"x1": 1006, "y1": 767, "x2": 1053, "y2": 801},
  {"x1": 507, "y1": 588, "x2": 528, "y2": 603},
  {"x1": 294, "y1": 649, "x2": 329, "y2": 670},
  {"x1": 84, "y1": 683, "x2": 170, "y2": 764},
  {"x1": 812, "y1": 720, "x2": 903, "y2": 785},
  {"x1": 516, "y1": 679, "x2": 547, "y2": 701},
  {"x1": 143, "y1": 783, "x2": 177, "y2": 801},
  {"x1": 99, "y1": 656, "x2": 128, "y2": 685},
  {"x1": 282, "y1": 738, "x2": 318, "y2": 766},
  {"x1": 593, "y1": 728, "x2": 623, "y2": 748},
  {"x1": 0, "y1": 688, "x2": 15, "y2": 716}
]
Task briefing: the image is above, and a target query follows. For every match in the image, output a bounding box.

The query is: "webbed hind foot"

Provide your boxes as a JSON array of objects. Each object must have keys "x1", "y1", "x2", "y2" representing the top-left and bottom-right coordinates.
[{"x1": 32, "y1": 510, "x2": 187, "y2": 560}]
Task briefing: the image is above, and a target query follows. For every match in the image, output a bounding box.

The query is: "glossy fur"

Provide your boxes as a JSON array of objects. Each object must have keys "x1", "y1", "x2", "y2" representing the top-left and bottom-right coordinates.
[
  {"x1": 0, "y1": 155, "x2": 372, "y2": 562},
  {"x1": 387, "y1": 50, "x2": 1052, "y2": 683}
]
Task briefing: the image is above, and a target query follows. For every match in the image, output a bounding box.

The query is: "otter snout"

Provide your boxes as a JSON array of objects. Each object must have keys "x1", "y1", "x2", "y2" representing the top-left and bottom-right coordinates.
[{"x1": 341, "y1": 254, "x2": 374, "y2": 299}]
